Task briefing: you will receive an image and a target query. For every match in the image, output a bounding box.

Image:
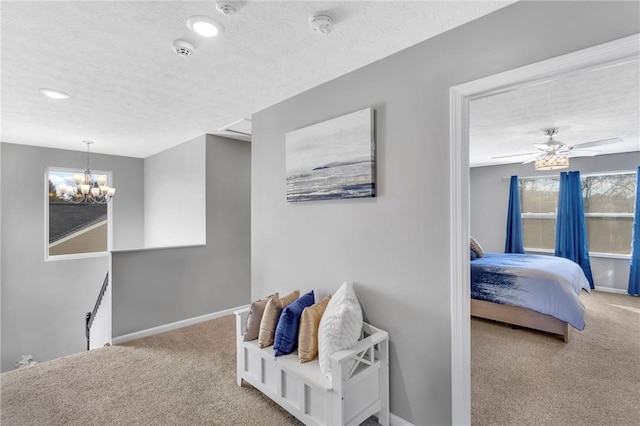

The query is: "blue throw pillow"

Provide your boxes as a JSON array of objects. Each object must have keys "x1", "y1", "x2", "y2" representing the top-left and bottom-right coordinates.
[
  {"x1": 273, "y1": 290, "x2": 315, "y2": 356},
  {"x1": 470, "y1": 250, "x2": 478, "y2": 261}
]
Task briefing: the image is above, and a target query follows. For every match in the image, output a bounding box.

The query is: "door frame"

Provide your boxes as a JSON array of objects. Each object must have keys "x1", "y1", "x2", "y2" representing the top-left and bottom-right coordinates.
[{"x1": 449, "y1": 33, "x2": 639, "y2": 425}]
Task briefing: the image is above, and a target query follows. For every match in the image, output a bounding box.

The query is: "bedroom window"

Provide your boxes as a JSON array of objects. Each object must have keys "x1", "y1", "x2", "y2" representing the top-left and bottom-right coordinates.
[
  {"x1": 46, "y1": 168, "x2": 111, "y2": 260},
  {"x1": 520, "y1": 171, "x2": 636, "y2": 256},
  {"x1": 520, "y1": 177, "x2": 558, "y2": 251},
  {"x1": 582, "y1": 173, "x2": 635, "y2": 255}
]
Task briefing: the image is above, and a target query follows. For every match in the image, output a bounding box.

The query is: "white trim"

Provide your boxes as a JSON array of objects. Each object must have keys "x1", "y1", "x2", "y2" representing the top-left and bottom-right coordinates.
[
  {"x1": 111, "y1": 243, "x2": 206, "y2": 254},
  {"x1": 450, "y1": 34, "x2": 639, "y2": 426},
  {"x1": 450, "y1": 77, "x2": 471, "y2": 426},
  {"x1": 112, "y1": 304, "x2": 250, "y2": 345},
  {"x1": 45, "y1": 166, "x2": 114, "y2": 260},
  {"x1": 45, "y1": 251, "x2": 109, "y2": 262},
  {"x1": 594, "y1": 286, "x2": 628, "y2": 295},
  {"x1": 390, "y1": 412, "x2": 415, "y2": 426}
]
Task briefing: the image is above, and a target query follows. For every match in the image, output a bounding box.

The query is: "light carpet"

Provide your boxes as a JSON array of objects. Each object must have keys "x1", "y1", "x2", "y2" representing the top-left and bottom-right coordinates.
[
  {"x1": 471, "y1": 290, "x2": 640, "y2": 426},
  {"x1": 1, "y1": 315, "x2": 302, "y2": 426}
]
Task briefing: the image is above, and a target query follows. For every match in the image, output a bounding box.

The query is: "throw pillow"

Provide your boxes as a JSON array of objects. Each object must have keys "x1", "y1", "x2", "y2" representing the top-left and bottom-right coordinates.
[
  {"x1": 318, "y1": 282, "x2": 363, "y2": 378},
  {"x1": 258, "y1": 290, "x2": 299, "y2": 348},
  {"x1": 470, "y1": 236, "x2": 484, "y2": 258},
  {"x1": 243, "y1": 293, "x2": 278, "y2": 341},
  {"x1": 273, "y1": 290, "x2": 315, "y2": 356},
  {"x1": 470, "y1": 250, "x2": 478, "y2": 261},
  {"x1": 298, "y1": 294, "x2": 331, "y2": 363}
]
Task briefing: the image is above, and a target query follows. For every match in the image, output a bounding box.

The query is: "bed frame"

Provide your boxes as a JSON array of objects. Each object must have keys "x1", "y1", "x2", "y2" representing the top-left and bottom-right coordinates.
[{"x1": 471, "y1": 299, "x2": 570, "y2": 342}]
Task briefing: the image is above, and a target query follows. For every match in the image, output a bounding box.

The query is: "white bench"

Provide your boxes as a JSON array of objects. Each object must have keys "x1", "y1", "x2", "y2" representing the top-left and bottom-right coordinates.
[{"x1": 235, "y1": 307, "x2": 390, "y2": 426}]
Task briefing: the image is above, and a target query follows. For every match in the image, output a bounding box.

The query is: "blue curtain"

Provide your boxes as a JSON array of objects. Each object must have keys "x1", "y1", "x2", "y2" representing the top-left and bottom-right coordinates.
[
  {"x1": 555, "y1": 171, "x2": 594, "y2": 288},
  {"x1": 505, "y1": 175, "x2": 525, "y2": 254},
  {"x1": 628, "y1": 167, "x2": 640, "y2": 296}
]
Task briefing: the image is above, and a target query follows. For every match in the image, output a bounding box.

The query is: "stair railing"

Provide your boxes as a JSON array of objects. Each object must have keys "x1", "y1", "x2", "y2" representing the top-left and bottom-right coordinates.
[{"x1": 86, "y1": 272, "x2": 110, "y2": 350}]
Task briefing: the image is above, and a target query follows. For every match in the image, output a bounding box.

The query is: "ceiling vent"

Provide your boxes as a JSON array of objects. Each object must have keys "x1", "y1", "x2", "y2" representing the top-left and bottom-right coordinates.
[
  {"x1": 173, "y1": 39, "x2": 195, "y2": 57},
  {"x1": 218, "y1": 118, "x2": 252, "y2": 141}
]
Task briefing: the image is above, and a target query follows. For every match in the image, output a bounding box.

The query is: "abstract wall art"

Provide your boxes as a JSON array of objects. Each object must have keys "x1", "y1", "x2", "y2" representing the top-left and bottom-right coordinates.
[{"x1": 285, "y1": 107, "x2": 375, "y2": 202}]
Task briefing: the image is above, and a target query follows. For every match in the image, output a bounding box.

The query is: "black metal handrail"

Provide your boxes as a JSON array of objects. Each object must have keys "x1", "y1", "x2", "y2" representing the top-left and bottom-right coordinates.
[{"x1": 86, "y1": 272, "x2": 109, "y2": 350}]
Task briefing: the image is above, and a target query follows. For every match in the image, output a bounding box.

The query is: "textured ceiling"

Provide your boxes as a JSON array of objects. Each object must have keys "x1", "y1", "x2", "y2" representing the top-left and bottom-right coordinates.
[
  {"x1": 1, "y1": 0, "x2": 514, "y2": 158},
  {"x1": 470, "y1": 60, "x2": 640, "y2": 167}
]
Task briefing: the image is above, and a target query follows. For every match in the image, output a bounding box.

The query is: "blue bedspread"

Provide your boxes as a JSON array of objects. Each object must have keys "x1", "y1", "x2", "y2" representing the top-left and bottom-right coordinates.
[{"x1": 471, "y1": 253, "x2": 591, "y2": 330}]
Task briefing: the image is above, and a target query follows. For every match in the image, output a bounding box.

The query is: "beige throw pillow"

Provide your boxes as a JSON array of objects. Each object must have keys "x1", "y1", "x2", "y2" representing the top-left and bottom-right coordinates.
[
  {"x1": 243, "y1": 293, "x2": 278, "y2": 342},
  {"x1": 298, "y1": 294, "x2": 331, "y2": 363},
  {"x1": 258, "y1": 290, "x2": 299, "y2": 348}
]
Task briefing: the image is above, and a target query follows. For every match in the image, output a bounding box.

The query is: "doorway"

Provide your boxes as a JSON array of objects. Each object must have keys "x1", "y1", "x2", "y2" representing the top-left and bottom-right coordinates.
[{"x1": 448, "y1": 34, "x2": 640, "y2": 425}]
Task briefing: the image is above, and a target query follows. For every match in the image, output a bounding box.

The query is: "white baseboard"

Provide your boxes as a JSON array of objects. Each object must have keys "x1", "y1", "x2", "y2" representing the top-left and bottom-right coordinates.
[
  {"x1": 112, "y1": 304, "x2": 250, "y2": 345},
  {"x1": 594, "y1": 286, "x2": 628, "y2": 295},
  {"x1": 390, "y1": 413, "x2": 414, "y2": 426}
]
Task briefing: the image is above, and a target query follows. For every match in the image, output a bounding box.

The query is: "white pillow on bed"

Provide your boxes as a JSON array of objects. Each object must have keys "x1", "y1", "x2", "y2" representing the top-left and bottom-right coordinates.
[
  {"x1": 318, "y1": 282, "x2": 363, "y2": 378},
  {"x1": 470, "y1": 237, "x2": 485, "y2": 258}
]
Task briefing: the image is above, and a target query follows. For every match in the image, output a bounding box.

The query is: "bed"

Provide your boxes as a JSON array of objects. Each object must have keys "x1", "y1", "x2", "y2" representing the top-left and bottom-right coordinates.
[{"x1": 470, "y1": 252, "x2": 591, "y2": 342}]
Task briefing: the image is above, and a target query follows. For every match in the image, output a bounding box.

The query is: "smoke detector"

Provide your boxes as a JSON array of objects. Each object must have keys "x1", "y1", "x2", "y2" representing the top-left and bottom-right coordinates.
[
  {"x1": 173, "y1": 39, "x2": 195, "y2": 57},
  {"x1": 216, "y1": 1, "x2": 240, "y2": 16},
  {"x1": 309, "y1": 12, "x2": 334, "y2": 35}
]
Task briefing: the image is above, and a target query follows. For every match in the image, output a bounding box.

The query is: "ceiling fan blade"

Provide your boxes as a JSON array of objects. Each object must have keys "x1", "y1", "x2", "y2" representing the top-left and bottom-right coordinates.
[
  {"x1": 569, "y1": 137, "x2": 622, "y2": 149},
  {"x1": 533, "y1": 144, "x2": 552, "y2": 151},
  {"x1": 569, "y1": 149, "x2": 601, "y2": 157},
  {"x1": 491, "y1": 152, "x2": 538, "y2": 159},
  {"x1": 521, "y1": 155, "x2": 539, "y2": 164}
]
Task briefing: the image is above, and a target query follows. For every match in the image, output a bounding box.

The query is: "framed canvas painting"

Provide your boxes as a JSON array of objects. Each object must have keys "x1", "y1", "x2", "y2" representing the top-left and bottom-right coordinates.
[{"x1": 285, "y1": 107, "x2": 375, "y2": 202}]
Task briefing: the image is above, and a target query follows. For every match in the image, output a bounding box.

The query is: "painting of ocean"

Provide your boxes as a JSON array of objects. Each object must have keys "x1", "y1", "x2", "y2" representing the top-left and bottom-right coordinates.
[{"x1": 286, "y1": 108, "x2": 375, "y2": 202}]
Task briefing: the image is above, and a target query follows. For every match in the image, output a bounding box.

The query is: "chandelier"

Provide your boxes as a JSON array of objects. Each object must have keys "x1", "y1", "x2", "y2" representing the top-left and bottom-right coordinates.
[
  {"x1": 56, "y1": 141, "x2": 116, "y2": 203},
  {"x1": 534, "y1": 153, "x2": 570, "y2": 171}
]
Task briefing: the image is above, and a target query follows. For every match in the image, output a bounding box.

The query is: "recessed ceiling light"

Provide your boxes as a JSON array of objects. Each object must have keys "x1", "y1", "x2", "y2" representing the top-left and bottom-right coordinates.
[
  {"x1": 186, "y1": 15, "x2": 223, "y2": 38},
  {"x1": 39, "y1": 88, "x2": 70, "y2": 99}
]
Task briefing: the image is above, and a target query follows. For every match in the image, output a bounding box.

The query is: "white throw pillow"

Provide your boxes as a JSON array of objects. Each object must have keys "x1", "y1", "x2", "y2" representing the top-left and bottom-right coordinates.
[{"x1": 318, "y1": 281, "x2": 363, "y2": 378}]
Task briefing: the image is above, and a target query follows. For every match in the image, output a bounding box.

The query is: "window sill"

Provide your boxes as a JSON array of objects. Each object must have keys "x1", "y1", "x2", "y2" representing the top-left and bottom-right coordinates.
[
  {"x1": 45, "y1": 251, "x2": 110, "y2": 262},
  {"x1": 524, "y1": 248, "x2": 631, "y2": 260}
]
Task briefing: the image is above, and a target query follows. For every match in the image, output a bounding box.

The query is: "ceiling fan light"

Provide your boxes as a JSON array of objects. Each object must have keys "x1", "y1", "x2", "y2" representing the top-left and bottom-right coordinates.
[{"x1": 535, "y1": 154, "x2": 570, "y2": 171}]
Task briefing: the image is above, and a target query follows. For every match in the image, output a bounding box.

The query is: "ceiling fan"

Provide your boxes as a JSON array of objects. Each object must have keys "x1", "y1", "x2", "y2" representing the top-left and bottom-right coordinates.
[{"x1": 492, "y1": 128, "x2": 622, "y2": 168}]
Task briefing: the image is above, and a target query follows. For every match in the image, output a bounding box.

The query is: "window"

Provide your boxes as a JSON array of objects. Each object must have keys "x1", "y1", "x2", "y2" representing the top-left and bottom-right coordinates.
[
  {"x1": 46, "y1": 168, "x2": 111, "y2": 259},
  {"x1": 520, "y1": 177, "x2": 558, "y2": 251},
  {"x1": 520, "y1": 171, "x2": 636, "y2": 256}
]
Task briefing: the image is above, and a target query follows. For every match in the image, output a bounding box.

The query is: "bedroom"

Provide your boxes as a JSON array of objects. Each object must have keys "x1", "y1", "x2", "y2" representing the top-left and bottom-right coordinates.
[
  {"x1": 1, "y1": 1, "x2": 639, "y2": 425},
  {"x1": 464, "y1": 52, "x2": 639, "y2": 423}
]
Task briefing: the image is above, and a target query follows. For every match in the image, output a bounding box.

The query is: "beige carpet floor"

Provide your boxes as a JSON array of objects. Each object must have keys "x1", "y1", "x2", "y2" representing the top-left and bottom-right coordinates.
[
  {"x1": 3, "y1": 291, "x2": 637, "y2": 425},
  {"x1": 1, "y1": 315, "x2": 302, "y2": 426},
  {"x1": 471, "y1": 290, "x2": 640, "y2": 426}
]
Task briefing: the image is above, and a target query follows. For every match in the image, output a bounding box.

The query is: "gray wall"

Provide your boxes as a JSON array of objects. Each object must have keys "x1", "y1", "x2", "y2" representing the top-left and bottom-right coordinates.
[
  {"x1": 112, "y1": 135, "x2": 250, "y2": 336},
  {"x1": 0, "y1": 142, "x2": 144, "y2": 372},
  {"x1": 470, "y1": 152, "x2": 640, "y2": 292},
  {"x1": 250, "y1": 2, "x2": 640, "y2": 424},
  {"x1": 144, "y1": 135, "x2": 206, "y2": 247}
]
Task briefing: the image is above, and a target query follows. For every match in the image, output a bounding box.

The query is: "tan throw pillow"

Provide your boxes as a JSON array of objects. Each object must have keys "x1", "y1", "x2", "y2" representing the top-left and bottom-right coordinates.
[
  {"x1": 243, "y1": 293, "x2": 278, "y2": 342},
  {"x1": 298, "y1": 294, "x2": 331, "y2": 363},
  {"x1": 470, "y1": 236, "x2": 484, "y2": 258},
  {"x1": 258, "y1": 290, "x2": 299, "y2": 348}
]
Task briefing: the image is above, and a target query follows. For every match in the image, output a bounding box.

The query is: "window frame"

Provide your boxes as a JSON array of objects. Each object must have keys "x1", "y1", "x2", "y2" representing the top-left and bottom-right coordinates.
[
  {"x1": 519, "y1": 170, "x2": 636, "y2": 259},
  {"x1": 44, "y1": 166, "x2": 114, "y2": 261}
]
